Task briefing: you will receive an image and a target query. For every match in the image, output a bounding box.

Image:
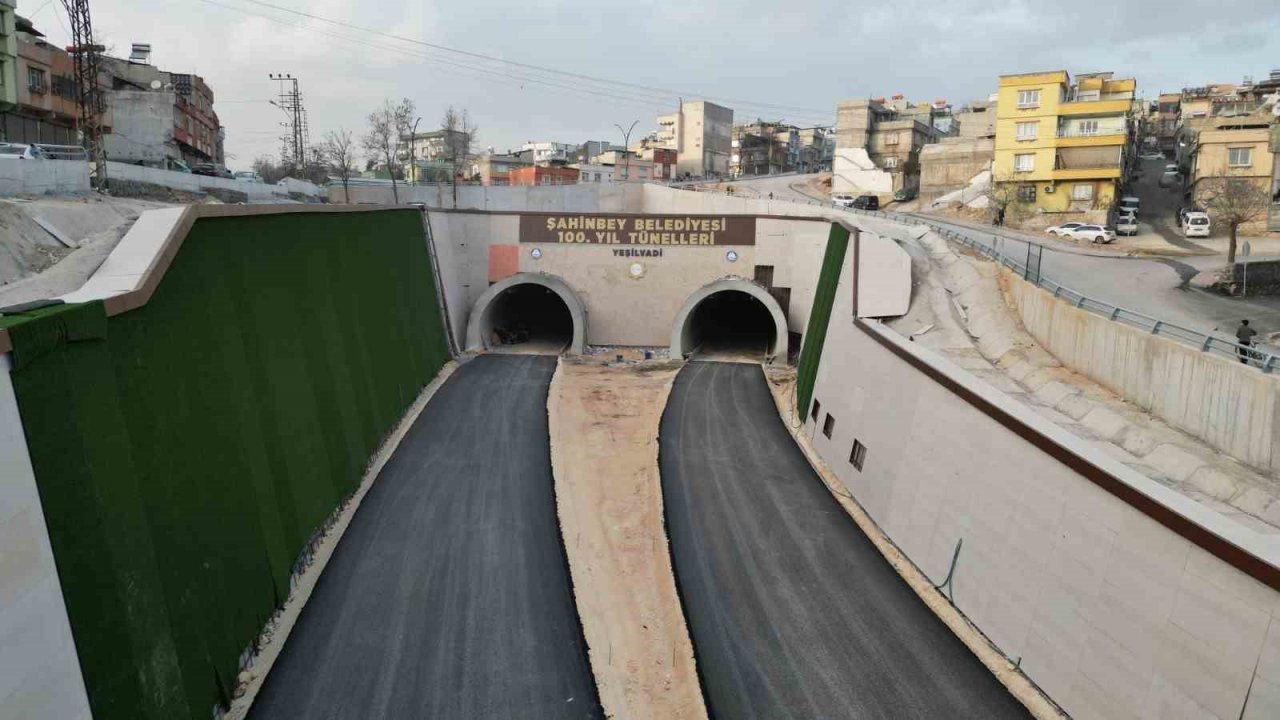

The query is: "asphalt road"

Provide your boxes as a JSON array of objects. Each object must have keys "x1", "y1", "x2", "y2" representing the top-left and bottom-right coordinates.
[
  {"x1": 660, "y1": 362, "x2": 1030, "y2": 720},
  {"x1": 249, "y1": 355, "x2": 601, "y2": 720}
]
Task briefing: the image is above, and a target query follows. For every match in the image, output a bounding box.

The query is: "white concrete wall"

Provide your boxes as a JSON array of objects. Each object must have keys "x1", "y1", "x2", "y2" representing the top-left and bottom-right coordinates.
[
  {"x1": 1003, "y1": 271, "x2": 1280, "y2": 474},
  {"x1": 0, "y1": 159, "x2": 91, "y2": 196},
  {"x1": 832, "y1": 148, "x2": 893, "y2": 195},
  {"x1": 0, "y1": 357, "x2": 92, "y2": 720},
  {"x1": 807, "y1": 246, "x2": 1280, "y2": 720},
  {"x1": 106, "y1": 162, "x2": 323, "y2": 203}
]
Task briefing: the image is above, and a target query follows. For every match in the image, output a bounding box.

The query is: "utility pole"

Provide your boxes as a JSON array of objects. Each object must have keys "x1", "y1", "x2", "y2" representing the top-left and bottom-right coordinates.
[
  {"x1": 269, "y1": 73, "x2": 308, "y2": 169},
  {"x1": 615, "y1": 120, "x2": 638, "y2": 182},
  {"x1": 61, "y1": 0, "x2": 107, "y2": 189}
]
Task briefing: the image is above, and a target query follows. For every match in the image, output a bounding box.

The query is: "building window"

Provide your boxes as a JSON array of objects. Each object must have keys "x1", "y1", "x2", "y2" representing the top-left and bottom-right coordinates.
[
  {"x1": 1072, "y1": 183, "x2": 1094, "y2": 201},
  {"x1": 0, "y1": 60, "x2": 5, "y2": 87},
  {"x1": 27, "y1": 67, "x2": 46, "y2": 93},
  {"x1": 1078, "y1": 120, "x2": 1099, "y2": 136},
  {"x1": 539, "y1": 175, "x2": 550, "y2": 185},
  {"x1": 1017, "y1": 89, "x2": 1040, "y2": 108},
  {"x1": 822, "y1": 413, "x2": 835, "y2": 439},
  {"x1": 1228, "y1": 147, "x2": 1253, "y2": 167},
  {"x1": 810, "y1": 399, "x2": 821, "y2": 421},
  {"x1": 849, "y1": 440, "x2": 867, "y2": 471},
  {"x1": 1014, "y1": 153, "x2": 1035, "y2": 172},
  {"x1": 1017, "y1": 184, "x2": 1037, "y2": 202},
  {"x1": 594, "y1": 172, "x2": 601, "y2": 181},
  {"x1": 1015, "y1": 122, "x2": 1037, "y2": 140}
]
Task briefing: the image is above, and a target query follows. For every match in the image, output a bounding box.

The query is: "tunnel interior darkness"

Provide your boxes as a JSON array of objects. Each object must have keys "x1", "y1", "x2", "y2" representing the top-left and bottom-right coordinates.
[
  {"x1": 483, "y1": 283, "x2": 574, "y2": 350},
  {"x1": 684, "y1": 290, "x2": 776, "y2": 357}
]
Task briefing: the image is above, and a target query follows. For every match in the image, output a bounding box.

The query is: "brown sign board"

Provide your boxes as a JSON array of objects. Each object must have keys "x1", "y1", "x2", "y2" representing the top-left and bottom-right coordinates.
[{"x1": 520, "y1": 214, "x2": 756, "y2": 246}]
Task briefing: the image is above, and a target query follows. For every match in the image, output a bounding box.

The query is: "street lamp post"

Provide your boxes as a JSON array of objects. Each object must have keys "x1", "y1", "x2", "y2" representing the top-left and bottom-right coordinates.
[
  {"x1": 615, "y1": 120, "x2": 639, "y2": 182},
  {"x1": 408, "y1": 117, "x2": 421, "y2": 185}
]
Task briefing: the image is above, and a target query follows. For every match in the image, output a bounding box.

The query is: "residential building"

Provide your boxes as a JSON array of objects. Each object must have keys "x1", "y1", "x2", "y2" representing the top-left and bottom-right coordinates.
[
  {"x1": 793, "y1": 127, "x2": 833, "y2": 172},
  {"x1": 643, "y1": 147, "x2": 677, "y2": 180},
  {"x1": 471, "y1": 151, "x2": 529, "y2": 186},
  {"x1": 98, "y1": 50, "x2": 221, "y2": 168},
  {"x1": 730, "y1": 120, "x2": 798, "y2": 177},
  {"x1": 1184, "y1": 106, "x2": 1280, "y2": 231},
  {"x1": 522, "y1": 140, "x2": 575, "y2": 166},
  {"x1": 955, "y1": 98, "x2": 997, "y2": 139},
  {"x1": 0, "y1": 15, "x2": 100, "y2": 146},
  {"x1": 574, "y1": 140, "x2": 620, "y2": 164},
  {"x1": 591, "y1": 150, "x2": 653, "y2": 182},
  {"x1": 573, "y1": 163, "x2": 613, "y2": 184},
  {"x1": 833, "y1": 97, "x2": 941, "y2": 195},
  {"x1": 402, "y1": 129, "x2": 469, "y2": 183},
  {"x1": 0, "y1": 0, "x2": 16, "y2": 114},
  {"x1": 1155, "y1": 93, "x2": 1180, "y2": 153},
  {"x1": 508, "y1": 165, "x2": 578, "y2": 186},
  {"x1": 653, "y1": 100, "x2": 733, "y2": 178},
  {"x1": 992, "y1": 70, "x2": 1136, "y2": 213}
]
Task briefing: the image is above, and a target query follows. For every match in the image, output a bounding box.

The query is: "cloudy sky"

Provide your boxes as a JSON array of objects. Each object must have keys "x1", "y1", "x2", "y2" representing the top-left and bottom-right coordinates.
[{"x1": 24, "y1": 0, "x2": 1280, "y2": 170}]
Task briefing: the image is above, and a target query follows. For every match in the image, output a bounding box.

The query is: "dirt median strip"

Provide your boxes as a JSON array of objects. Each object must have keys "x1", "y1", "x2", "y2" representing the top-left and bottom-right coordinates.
[{"x1": 548, "y1": 357, "x2": 708, "y2": 720}]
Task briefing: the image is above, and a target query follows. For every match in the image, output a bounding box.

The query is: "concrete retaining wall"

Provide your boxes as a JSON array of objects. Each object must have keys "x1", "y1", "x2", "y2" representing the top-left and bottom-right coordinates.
[
  {"x1": 105, "y1": 162, "x2": 323, "y2": 202},
  {"x1": 334, "y1": 182, "x2": 646, "y2": 212},
  {"x1": 1003, "y1": 269, "x2": 1280, "y2": 474},
  {"x1": 0, "y1": 358, "x2": 91, "y2": 720},
  {"x1": 807, "y1": 244, "x2": 1280, "y2": 720},
  {"x1": 0, "y1": 159, "x2": 91, "y2": 196}
]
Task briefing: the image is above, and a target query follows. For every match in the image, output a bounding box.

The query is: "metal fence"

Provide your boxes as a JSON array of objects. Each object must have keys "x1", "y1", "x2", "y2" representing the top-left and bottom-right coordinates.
[
  {"x1": 841, "y1": 206, "x2": 1277, "y2": 373},
  {"x1": 32, "y1": 144, "x2": 88, "y2": 161}
]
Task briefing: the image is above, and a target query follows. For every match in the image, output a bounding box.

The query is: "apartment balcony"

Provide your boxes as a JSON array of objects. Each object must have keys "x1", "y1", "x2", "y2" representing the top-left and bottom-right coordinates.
[
  {"x1": 1058, "y1": 98, "x2": 1131, "y2": 116},
  {"x1": 1051, "y1": 146, "x2": 1123, "y2": 180},
  {"x1": 1056, "y1": 126, "x2": 1128, "y2": 147}
]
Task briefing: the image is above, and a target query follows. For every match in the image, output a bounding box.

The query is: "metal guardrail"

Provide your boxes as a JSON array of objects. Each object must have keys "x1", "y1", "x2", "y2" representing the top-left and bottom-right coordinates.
[
  {"x1": 840, "y1": 206, "x2": 1277, "y2": 373},
  {"x1": 32, "y1": 143, "x2": 88, "y2": 161}
]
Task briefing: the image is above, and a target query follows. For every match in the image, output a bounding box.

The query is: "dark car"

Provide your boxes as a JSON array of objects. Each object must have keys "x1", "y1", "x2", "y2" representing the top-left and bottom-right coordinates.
[
  {"x1": 893, "y1": 187, "x2": 917, "y2": 202},
  {"x1": 852, "y1": 194, "x2": 879, "y2": 210},
  {"x1": 191, "y1": 163, "x2": 233, "y2": 179}
]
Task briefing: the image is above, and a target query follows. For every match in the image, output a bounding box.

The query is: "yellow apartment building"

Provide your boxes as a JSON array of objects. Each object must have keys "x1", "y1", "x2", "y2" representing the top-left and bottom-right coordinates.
[
  {"x1": 1187, "y1": 111, "x2": 1279, "y2": 231},
  {"x1": 993, "y1": 70, "x2": 1136, "y2": 212}
]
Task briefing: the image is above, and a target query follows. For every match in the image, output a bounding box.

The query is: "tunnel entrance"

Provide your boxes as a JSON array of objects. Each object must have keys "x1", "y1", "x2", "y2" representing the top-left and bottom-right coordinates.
[
  {"x1": 482, "y1": 283, "x2": 574, "y2": 354},
  {"x1": 682, "y1": 290, "x2": 777, "y2": 359}
]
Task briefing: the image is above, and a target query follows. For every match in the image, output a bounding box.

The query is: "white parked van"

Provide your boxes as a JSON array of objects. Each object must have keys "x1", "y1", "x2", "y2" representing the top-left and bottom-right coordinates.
[{"x1": 1182, "y1": 212, "x2": 1211, "y2": 238}]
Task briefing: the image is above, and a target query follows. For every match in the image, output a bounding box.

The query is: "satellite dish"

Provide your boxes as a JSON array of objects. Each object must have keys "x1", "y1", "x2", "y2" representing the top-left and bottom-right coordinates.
[{"x1": 150, "y1": 80, "x2": 162, "y2": 90}]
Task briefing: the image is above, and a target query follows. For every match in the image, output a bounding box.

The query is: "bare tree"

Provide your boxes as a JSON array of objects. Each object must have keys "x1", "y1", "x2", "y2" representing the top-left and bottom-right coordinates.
[
  {"x1": 1197, "y1": 175, "x2": 1271, "y2": 267},
  {"x1": 441, "y1": 107, "x2": 478, "y2": 204},
  {"x1": 981, "y1": 171, "x2": 1036, "y2": 226},
  {"x1": 363, "y1": 98, "x2": 415, "y2": 204},
  {"x1": 322, "y1": 128, "x2": 358, "y2": 204}
]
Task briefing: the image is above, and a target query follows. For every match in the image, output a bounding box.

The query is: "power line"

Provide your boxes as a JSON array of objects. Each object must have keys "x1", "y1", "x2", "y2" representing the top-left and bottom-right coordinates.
[{"x1": 194, "y1": 0, "x2": 834, "y2": 125}]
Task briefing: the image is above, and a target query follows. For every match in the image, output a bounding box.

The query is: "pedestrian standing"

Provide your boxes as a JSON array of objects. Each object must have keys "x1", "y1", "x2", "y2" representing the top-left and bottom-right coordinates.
[{"x1": 1236, "y1": 319, "x2": 1258, "y2": 364}]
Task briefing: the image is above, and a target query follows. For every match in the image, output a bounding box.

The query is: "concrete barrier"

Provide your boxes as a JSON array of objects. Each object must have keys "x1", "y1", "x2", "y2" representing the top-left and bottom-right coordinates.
[
  {"x1": 0, "y1": 158, "x2": 91, "y2": 196},
  {"x1": 1002, "y1": 269, "x2": 1280, "y2": 474},
  {"x1": 805, "y1": 233, "x2": 1280, "y2": 720},
  {"x1": 104, "y1": 162, "x2": 324, "y2": 203}
]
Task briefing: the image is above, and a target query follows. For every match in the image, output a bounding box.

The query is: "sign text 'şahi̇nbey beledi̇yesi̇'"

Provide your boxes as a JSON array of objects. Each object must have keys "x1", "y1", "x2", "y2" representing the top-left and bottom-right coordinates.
[{"x1": 520, "y1": 214, "x2": 756, "y2": 246}]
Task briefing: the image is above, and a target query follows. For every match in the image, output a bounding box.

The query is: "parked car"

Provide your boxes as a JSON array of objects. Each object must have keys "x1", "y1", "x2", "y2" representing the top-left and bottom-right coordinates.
[
  {"x1": 1140, "y1": 152, "x2": 1165, "y2": 160},
  {"x1": 832, "y1": 194, "x2": 855, "y2": 208},
  {"x1": 1118, "y1": 196, "x2": 1140, "y2": 213},
  {"x1": 0, "y1": 142, "x2": 45, "y2": 159},
  {"x1": 1115, "y1": 212, "x2": 1139, "y2": 236},
  {"x1": 1158, "y1": 171, "x2": 1179, "y2": 189},
  {"x1": 191, "y1": 163, "x2": 234, "y2": 178},
  {"x1": 233, "y1": 171, "x2": 265, "y2": 183},
  {"x1": 1164, "y1": 163, "x2": 1179, "y2": 174},
  {"x1": 1182, "y1": 212, "x2": 1211, "y2": 237},
  {"x1": 1062, "y1": 224, "x2": 1116, "y2": 244},
  {"x1": 1177, "y1": 205, "x2": 1206, "y2": 225},
  {"x1": 851, "y1": 194, "x2": 879, "y2": 210},
  {"x1": 892, "y1": 187, "x2": 917, "y2": 202},
  {"x1": 1046, "y1": 222, "x2": 1086, "y2": 236}
]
